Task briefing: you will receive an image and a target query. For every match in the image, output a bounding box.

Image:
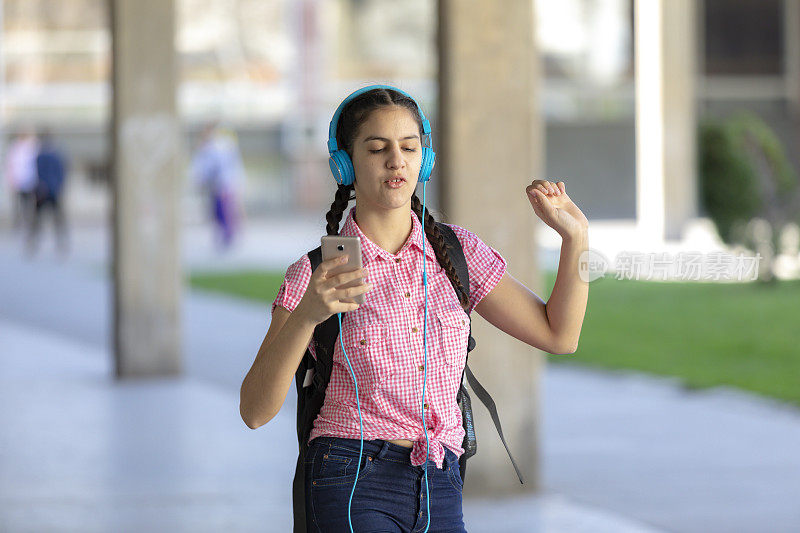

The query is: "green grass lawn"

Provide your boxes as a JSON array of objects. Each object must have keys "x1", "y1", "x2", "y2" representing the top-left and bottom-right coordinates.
[
  {"x1": 188, "y1": 269, "x2": 800, "y2": 408},
  {"x1": 189, "y1": 270, "x2": 286, "y2": 304}
]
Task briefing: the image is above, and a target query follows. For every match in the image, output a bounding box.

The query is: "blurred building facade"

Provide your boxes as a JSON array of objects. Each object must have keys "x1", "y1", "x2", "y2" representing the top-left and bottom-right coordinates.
[{"x1": 0, "y1": 0, "x2": 797, "y2": 228}]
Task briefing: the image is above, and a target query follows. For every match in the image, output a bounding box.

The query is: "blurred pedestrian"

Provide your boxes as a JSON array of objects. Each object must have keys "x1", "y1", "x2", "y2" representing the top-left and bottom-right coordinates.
[
  {"x1": 190, "y1": 123, "x2": 245, "y2": 250},
  {"x1": 26, "y1": 129, "x2": 69, "y2": 258},
  {"x1": 4, "y1": 127, "x2": 39, "y2": 234}
]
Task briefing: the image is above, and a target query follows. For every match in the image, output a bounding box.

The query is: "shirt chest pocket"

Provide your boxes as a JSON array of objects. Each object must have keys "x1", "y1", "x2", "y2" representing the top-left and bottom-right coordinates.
[
  {"x1": 434, "y1": 304, "x2": 470, "y2": 369},
  {"x1": 334, "y1": 323, "x2": 389, "y2": 397}
]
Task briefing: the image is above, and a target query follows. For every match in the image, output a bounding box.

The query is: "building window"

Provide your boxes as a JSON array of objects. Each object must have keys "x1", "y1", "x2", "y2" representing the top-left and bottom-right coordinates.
[{"x1": 704, "y1": 0, "x2": 783, "y2": 76}]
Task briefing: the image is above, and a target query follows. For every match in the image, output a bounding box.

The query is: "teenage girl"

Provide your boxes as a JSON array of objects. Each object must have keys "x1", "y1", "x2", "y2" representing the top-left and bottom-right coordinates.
[{"x1": 240, "y1": 86, "x2": 589, "y2": 532}]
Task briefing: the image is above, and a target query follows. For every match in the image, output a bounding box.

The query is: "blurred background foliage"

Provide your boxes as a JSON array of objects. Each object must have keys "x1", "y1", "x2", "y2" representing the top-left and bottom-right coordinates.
[{"x1": 699, "y1": 112, "x2": 800, "y2": 281}]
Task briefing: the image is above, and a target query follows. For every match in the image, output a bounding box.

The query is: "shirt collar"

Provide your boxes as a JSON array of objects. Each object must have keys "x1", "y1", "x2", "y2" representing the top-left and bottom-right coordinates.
[{"x1": 340, "y1": 208, "x2": 438, "y2": 265}]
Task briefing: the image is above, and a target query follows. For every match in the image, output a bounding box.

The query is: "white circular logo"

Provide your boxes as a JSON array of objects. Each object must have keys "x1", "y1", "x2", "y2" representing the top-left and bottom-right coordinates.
[{"x1": 578, "y1": 248, "x2": 609, "y2": 282}]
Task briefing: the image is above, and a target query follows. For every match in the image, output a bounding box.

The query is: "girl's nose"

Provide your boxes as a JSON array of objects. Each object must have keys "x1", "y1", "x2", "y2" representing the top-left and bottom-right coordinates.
[{"x1": 387, "y1": 145, "x2": 404, "y2": 168}]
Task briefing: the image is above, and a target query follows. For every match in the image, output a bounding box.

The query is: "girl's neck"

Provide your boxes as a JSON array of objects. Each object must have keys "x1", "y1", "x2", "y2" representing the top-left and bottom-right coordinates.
[{"x1": 354, "y1": 204, "x2": 413, "y2": 256}]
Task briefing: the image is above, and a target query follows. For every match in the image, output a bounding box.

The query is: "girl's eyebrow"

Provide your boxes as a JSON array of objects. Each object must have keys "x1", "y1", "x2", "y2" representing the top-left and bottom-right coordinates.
[{"x1": 362, "y1": 134, "x2": 420, "y2": 143}]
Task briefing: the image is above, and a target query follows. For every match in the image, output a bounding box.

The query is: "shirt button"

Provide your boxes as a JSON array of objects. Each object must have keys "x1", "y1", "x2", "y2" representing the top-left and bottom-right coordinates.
[
  {"x1": 395, "y1": 257, "x2": 402, "y2": 263},
  {"x1": 405, "y1": 292, "x2": 410, "y2": 298},
  {"x1": 411, "y1": 327, "x2": 418, "y2": 333},
  {"x1": 418, "y1": 365, "x2": 424, "y2": 371},
  {"x1": 360, "y1": 339, "x2": 367, "y2": 345},
  {"x1": 424, "y1": 403, "x2": 429, "y2": 409}
]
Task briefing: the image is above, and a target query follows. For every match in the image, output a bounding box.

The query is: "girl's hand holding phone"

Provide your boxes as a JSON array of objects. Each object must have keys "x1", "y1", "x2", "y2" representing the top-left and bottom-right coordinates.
[{"x1": 295, "y1": 255, "x2": 373, "y2": 326}]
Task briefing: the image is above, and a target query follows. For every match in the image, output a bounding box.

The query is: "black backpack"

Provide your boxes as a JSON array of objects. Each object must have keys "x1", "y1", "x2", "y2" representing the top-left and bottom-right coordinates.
[{"x1": 291, "y1": 222, "x2": 524, "y2": 532}]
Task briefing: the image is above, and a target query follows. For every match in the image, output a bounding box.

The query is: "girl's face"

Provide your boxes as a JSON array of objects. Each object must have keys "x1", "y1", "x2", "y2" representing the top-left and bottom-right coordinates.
[{"x1": 351, "y1": 106, "x2": 425, "y2": 211}]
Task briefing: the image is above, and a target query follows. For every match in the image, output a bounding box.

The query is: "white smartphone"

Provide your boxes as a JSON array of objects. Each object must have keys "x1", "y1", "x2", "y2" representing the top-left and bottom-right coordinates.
[{"x1": 321, "y1": 235, "x2": 366, "y2": 305}]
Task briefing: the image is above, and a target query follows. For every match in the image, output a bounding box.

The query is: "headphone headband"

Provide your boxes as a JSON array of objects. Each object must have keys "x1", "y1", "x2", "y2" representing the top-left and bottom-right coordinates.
[{"x1": 327, "y1": 84, "x2": 432, "y2": 154}]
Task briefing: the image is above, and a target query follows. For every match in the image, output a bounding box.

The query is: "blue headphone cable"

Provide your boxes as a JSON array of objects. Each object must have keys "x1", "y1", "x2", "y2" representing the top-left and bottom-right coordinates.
[{"x1": 337, "y1": 178, "x2": 432, "y2": 533}]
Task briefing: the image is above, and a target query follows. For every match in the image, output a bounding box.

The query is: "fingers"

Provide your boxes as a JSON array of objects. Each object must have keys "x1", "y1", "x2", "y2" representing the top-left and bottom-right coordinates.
[
  {"x1": 538, "y1": 181, "x2": 557, "y2": 196},
  {"x1": 532, "y1": 188, "x2": 554, "y2": 212},
  {"x1": 304, "y1": 256, "x2": 369, "y2": 322},
  {"x1": 530, "y1": 179, "x2": 564, "y2": 197},
  {"x1": 317, "y1": 255, "x2": 348, "y2": 278},
  {"x1": 328, "y1": 266, "x2": 372, "y2": 302},
  {"x1": 332, "y1": 281, "x2": 373, "y2": 303},
  {"x1": 321, "y1": 266, "x2": 369, "y2": 291}
]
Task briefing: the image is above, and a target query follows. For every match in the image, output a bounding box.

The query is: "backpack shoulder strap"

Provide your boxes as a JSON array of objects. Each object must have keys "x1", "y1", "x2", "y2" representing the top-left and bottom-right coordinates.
[
  {"x1": 293, "y1": 246, "x2": 342, "y2": 532},
  {"x1": 464, "y1": 364, "x2": 525, "y2": 484},
  {"x1": 306, "y1": 246, "x2": 339, "y2": 394}
]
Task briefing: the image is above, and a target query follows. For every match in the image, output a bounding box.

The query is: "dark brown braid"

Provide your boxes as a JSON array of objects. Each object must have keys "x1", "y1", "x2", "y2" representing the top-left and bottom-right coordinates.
[
  {"x1": 411, "y1": 194, "x2": 470, "y2": 310},
  {"x1": 323, "y1": 87, "x2": 469, "y2": 310},
  {"x1": 325, "y1": 183, "x2": 355, "y2": 236}
]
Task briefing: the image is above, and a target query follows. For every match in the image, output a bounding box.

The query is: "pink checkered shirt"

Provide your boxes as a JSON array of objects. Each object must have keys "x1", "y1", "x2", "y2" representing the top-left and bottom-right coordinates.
[{"x1": 271, "y1": 208, "x2": 507, "y2": 469}]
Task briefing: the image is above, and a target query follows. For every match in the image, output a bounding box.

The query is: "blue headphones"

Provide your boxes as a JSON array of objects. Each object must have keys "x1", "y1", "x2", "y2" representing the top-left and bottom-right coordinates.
[
  {"x1": 327, "y1": 84, "x2": 436, "y2": 186},
  {"x1": 328, "y1": 84, "x2": 435, "y2": 533}
]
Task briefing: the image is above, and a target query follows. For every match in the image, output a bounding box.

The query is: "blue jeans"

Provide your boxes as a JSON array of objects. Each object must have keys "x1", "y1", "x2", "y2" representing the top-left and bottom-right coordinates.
[{"x1": 305, "y1": 436, "x2": 467, "y2": 532}]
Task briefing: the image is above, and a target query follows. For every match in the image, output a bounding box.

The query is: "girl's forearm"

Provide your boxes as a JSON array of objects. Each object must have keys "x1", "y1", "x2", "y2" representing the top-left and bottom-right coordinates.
[
  {"x1": 240, "y1": 310, "x2": 317, "y2": 429},
  {"x1": 545, "y1": 230, "x2": 589, "y2": 353}
]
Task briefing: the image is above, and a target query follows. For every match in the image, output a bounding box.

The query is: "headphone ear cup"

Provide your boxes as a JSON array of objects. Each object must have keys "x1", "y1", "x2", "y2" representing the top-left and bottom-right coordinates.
[
  {"x1": 418, "y1": 147, "x2": 436, "y2": 182},
  {"x1": 329, "y1": 150, "x2": 355, "y2": 186}
]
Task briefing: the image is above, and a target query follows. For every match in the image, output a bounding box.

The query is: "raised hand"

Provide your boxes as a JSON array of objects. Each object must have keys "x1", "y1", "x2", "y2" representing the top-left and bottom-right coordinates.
[{"x1": 525, "y1": 179, "x2": 589, "y2": 239}]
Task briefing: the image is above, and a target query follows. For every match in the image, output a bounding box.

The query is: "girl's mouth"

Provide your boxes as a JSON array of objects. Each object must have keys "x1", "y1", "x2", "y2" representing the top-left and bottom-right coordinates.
[{"x1": 384, "y1": 178, "x2": 405, "y2": 188}]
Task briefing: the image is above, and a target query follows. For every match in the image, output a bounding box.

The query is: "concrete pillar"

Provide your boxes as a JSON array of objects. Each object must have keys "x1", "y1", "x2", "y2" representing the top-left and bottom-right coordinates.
[
  {"x1": 634, "y1": 0, "x2": 697, "y2": 243},
  {"x1": 438, "y1": 0, "x2": 543, "y2": 495},
  {"x1": 110, "y1": 0, "x2": 181, "y2": 377}
]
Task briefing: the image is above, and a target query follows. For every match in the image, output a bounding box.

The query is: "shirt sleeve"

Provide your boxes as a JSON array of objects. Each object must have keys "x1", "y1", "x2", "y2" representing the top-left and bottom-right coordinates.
[
  {"x1": 446, "y1": 224, "x2": 508, "y2": 314},
  {"x1": 271, "y1": 253, "x2": 317, "y2": 359}
]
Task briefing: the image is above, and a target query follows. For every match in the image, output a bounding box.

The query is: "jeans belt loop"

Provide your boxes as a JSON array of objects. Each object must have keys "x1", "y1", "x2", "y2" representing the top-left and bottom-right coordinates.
[{"x1": 377, "y1": 439, "x2": 393, "y2": 460}]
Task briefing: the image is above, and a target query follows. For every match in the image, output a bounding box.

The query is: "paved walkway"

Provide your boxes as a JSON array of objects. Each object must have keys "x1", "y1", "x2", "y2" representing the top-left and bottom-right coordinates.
[{"x1": 1, "y1": 216, "x2": 799, "y2": 532}]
